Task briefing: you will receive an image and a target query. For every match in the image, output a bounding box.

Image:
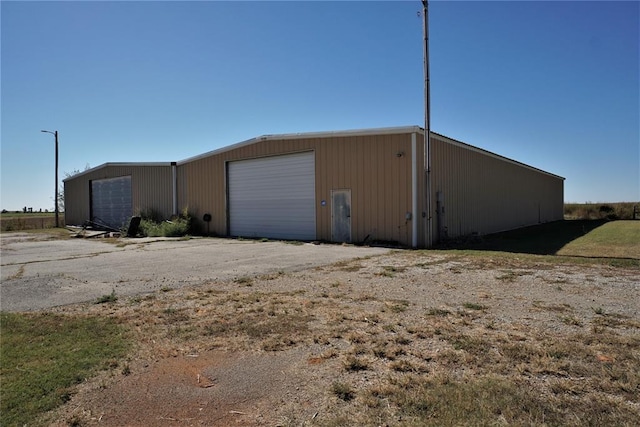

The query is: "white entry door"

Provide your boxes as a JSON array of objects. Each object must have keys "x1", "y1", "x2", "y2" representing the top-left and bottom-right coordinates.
[{"x1": 331, "y1": 189, "x2": 351, "y2": 243}]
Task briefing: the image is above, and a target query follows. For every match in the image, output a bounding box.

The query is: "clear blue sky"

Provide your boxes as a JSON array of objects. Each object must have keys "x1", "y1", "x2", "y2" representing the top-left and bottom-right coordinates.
[{"x1": 2, "y1": 1, "x2": 638, "y2": 211}]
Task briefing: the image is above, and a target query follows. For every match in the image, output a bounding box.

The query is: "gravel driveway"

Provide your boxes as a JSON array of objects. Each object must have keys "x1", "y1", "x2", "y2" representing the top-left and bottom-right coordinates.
[{"x1": 0, "y1": 233, "x2": 389, "y2": 312}]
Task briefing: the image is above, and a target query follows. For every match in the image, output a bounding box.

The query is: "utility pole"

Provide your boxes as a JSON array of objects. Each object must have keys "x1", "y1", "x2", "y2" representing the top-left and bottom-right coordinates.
[
  {"x1": 41, "y1": 130, "x2": 59, "y2": 228},
  {"x1": 422, "y1": 0, "x2": 432, "y2": 247}
]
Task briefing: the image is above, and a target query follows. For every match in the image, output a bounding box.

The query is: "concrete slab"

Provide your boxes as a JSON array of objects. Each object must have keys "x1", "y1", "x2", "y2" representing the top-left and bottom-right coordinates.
[{"x1": 0, "y1": 235, "x2": 390, "y2": 312}]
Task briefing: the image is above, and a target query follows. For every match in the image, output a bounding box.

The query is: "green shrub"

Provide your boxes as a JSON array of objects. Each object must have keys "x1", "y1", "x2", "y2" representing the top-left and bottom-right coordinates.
[
  {"x1": 95, "y1": 290, "x2": 118, "y2": 304},
  {"x1": 564, "y1": 202, "x2": 638, "y2": 220},
  {"x1": 139, "y1": 217, "x2": 190, "y2": 237},
  {"x1": 138, "y1": 208, "x2": 164, "y2": 223},
  {"x1": 137, "y1": 208, "x2": 191, "y2": 237}
]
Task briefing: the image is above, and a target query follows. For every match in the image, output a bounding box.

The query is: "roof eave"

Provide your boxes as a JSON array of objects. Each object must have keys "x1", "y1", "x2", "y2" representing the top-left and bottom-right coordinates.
[{"x1": 63, "y1": 162, "x2": 173, "y2": 182}]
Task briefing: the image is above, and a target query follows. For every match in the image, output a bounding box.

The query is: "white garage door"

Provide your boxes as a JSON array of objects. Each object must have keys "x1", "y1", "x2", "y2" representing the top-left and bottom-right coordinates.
[
  {"x1": 228, "y1": 151, "x2": 316, "y2": 240},
  {"x1": 91, "y1": 176, "x2": 132, "y2": 229}
]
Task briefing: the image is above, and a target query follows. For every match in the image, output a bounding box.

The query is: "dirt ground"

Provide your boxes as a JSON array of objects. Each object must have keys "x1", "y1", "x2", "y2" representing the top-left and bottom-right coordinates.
[{"x1": 45, "y1": 250, "x2": 639, "y2": 426}]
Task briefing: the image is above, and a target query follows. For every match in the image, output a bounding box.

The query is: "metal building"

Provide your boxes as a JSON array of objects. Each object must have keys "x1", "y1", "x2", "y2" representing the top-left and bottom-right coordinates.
[
  {"x1": 64, "y1": 163, "x2": 176, "y2": 230},
  {"x1": 64, "y1": 126, "x2": 564, "y2": 247}
]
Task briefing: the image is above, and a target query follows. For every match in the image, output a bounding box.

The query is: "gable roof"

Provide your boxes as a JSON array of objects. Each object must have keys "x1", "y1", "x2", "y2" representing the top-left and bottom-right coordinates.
[
  {"x1": 65, "y1": 126, "x2": 564, "y2": 182},
  {"x1": 177, "y1": 125, "x2": 422, "y2": 165}
]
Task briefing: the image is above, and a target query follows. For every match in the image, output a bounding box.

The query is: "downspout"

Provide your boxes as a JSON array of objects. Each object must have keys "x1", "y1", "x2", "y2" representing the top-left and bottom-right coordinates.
[
  {"x1": 171, "y1": 162, "x2": 177, "y2": 216},
  {"x1": 411, "y1": 133, "x2": 418, "y2": 248},
  {"x1": 422, "y1": 0, "x2": 433, "y2": 247}
]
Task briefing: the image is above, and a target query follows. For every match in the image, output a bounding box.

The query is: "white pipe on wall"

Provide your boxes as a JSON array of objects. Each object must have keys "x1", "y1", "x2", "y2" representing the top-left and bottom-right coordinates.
[{"x1": 171, "y1": 162, "x2": 177, "y2": 216}]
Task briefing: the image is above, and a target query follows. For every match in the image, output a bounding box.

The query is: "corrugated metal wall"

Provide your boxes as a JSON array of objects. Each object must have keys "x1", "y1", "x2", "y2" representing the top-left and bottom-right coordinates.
[
  {"x1": 178, "y1": 132, "x2": 422, "y2": 246},
  {"x1": 430, "y1": 133, "x2": 564, "y2": 239},
  {"x1": 64, "y1": 164, "x2": 173, "y2": 226}
]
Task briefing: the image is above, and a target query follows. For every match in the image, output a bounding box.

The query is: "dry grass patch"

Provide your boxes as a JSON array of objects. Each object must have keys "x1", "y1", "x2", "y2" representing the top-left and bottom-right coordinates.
[
  {"x1": 532, "y1": 300, "x2": 573, "y2": 312},
  {"x1": 496, "y1": 269, "x2": 534, "y2": 282},
  {"x1": 592, "y1": 311, "x2": 640, "y2": 329},
  {"x1": 7, "y1": 265, "x2": 26, "y2": 279},
  {"x1": 331, "y1": 382, "x2": 356, "y2": 401},
  {"x1": 462, "y1": 301, "x2": 488, "y2": 311},
  {"x1": 37, "y1": 248, "x2": 639, "y2": 427},
  {"x1": 425, "y1": 307, "x2": 451, "y2": 317},
  {"x1": 376, "y1": 265, "x2": 408, "y2": 277},
  {"x1": 383, "y1": 299, "x2": 410, "y2": 313},
  {"x1": 560, "y1": 315, "x2": 584, "y2": 327},
  {"x1": 332, "y1": 259, "x2": 365, "y2": 272},
  {"x1": 233, "y1": 276, "x2": 253, "y2": 286},
  {"x1": 343, "y1": 355, "x2": 371, "y2": 372}
]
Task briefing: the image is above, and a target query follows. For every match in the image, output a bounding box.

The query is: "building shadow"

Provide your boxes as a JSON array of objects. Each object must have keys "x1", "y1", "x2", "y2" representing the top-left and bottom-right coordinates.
[{"x1": 435, "y1": 220, "x2": 608, "y2": 256}]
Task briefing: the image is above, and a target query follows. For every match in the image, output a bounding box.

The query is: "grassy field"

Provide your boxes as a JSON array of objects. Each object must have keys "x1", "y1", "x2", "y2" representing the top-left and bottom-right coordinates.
[
  {"x1": 0, "y1": 212, "x2": 57, "y2": 219},
  {"x1": 557, "y1": 221, "x2": 640, "y2": 259},
  {"x1": 0, "y1": 313, "x2": 129, "y2": 426},
  {"x1": 0, "y1": 212, "x2": 64, "y2": 231},
  {"x1": 442, "y1": 220, "x2": 640, "y2": 264},
  {"x1": 564, "y1": 202, "x2": 638, "y2": 220}
]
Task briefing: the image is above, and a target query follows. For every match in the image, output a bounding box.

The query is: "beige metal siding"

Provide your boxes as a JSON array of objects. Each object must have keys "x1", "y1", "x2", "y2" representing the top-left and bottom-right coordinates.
[
  {"x1": 178, "y1": 132, "x2": 419, "y2": 246},
  {"x1": 64, "y1": 176, "x2": 90, "y2": 227},
  {"x1": 430, "y1": 133, "x2": 564, "y2": 239},
  {"x1": 64, "y1": 164, "x2": 173, "y2": 226}
]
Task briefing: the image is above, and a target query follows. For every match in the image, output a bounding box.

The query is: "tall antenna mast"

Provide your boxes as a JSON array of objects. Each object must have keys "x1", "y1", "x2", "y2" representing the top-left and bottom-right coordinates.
[{"x1": 422, "y1": 0, "x2": 432, "y2": 247}]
